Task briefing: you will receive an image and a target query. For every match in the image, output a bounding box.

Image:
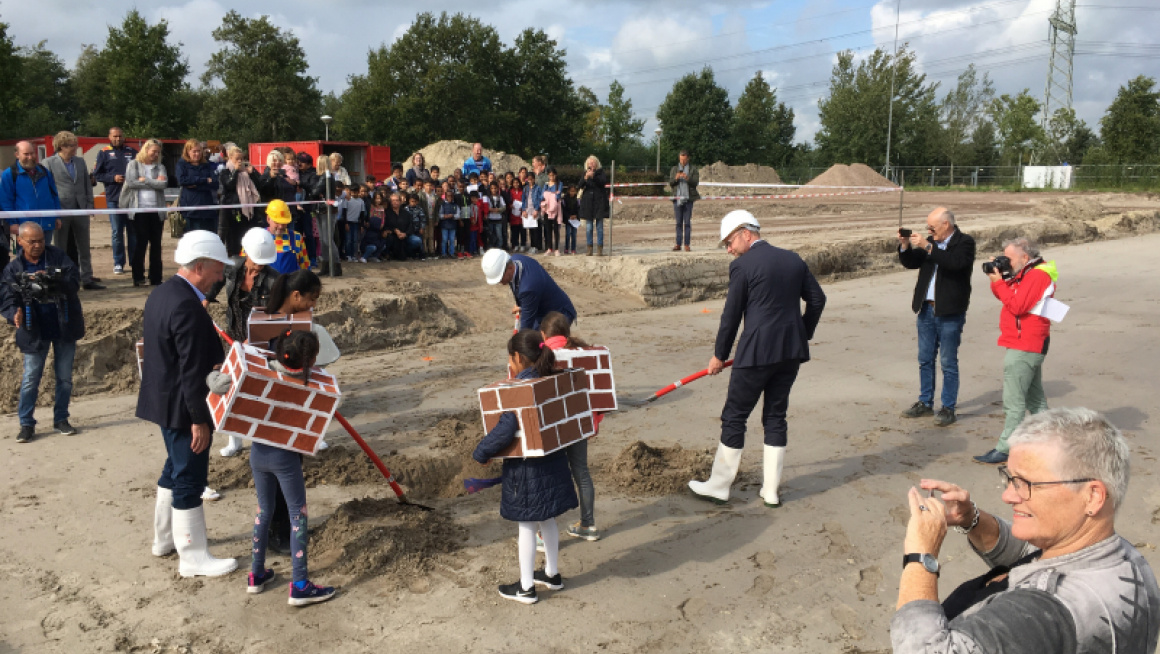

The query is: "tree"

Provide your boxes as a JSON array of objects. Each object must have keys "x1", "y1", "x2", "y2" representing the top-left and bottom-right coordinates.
[
  {"x1": 939, "y1": 64, "x2": 994, "y2": 183},
  {"x1": 815, "y1": 46, "x2": 941, "y2": 168},
  {"x1": 0, "y1": 22, "x2": 23, "y2": 137},
  {"x1": 501, "y1": 28, "x2": 586, "y2": 160},
  {"x1": 656, "y1": 67, "x2": 733, "y2": 165},
  {"x1": 988, "y1": 90, "x2": 1043, "y2": 165},
  {"x1": 71, "y1": 10, "x2": 191, "y2": 136},
  {"x1": 577, "y1": 86, "x2": 602, "y2": 147},
  {"x1": 968, "y1": 120, "x2": 999, "y2": 168},
  {"x1": 600, "y1": 80, "x2": 645, "y2": 162},
  {"x1": 1045, "y1": 108, "x2": 1095, "y2": 164},
  {"x1": 10, "y1": 42, "x2": 78, "y2": 136},
  {"x1": 732, "y1": 71, "x2": 796, "y2": 168},
  {"x1": 198, "y1": 11, "x2": 323, "y2": 143},
  {"x1": 1098, "y1": 75, "x2": 1160, "y2": 163}
]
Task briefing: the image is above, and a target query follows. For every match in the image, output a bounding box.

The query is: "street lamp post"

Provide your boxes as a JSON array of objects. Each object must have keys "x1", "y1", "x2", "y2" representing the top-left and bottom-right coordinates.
[
  {"x1": 320, "y1": 115, "x2": 333, "y2": 141},
  {"x1": 320, "y1": 115, "x2": 335, "y2": 277},
  {"x1": 655, "y1": 127, "x2": 662, "y2": 174}
]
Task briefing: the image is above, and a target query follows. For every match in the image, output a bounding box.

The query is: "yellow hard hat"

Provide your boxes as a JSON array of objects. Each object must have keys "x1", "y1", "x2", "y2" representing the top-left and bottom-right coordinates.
[{"x1": 266, "y1": 199, "x2": 292, "y2": 224}]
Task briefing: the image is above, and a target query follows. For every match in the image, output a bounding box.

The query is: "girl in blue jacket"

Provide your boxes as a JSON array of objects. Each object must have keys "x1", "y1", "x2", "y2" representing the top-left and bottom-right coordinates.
[{"x1": 472, "y1": 329, "x2": 578, "y2": 604}]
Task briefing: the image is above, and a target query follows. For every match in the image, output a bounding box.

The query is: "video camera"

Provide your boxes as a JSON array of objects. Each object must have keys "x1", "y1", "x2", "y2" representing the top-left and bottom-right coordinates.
[
  {"x1": 981, "y1": 255, "x2": 1013, "y2": 279},
  {"x1": 6, "y1": 268, "x2": 69, "y2": 332}
]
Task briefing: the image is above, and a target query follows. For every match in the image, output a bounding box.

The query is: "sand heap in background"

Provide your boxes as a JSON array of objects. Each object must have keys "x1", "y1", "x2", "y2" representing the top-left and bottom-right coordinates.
[
  {"x1": 698, "y1": 161, "x2": 783, "y2": 196},
  {"x1": 406, "y1": 140, "x2": 530, "y2": 176},
  {"x1": 793, "y1": 163, "x2": 898, "y2": 194}
]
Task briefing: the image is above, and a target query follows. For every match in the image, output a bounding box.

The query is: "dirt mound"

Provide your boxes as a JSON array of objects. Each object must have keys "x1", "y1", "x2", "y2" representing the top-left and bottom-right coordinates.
[
  {"x1": 700, "y1": 161, "x2": 783, "y2": 196},
  {"x1": 599, "y1": 441, "x2": 713, "y2": 496},
  {"x1": 793, "y1": 163, "x2": 897, "y2": 194},
  {"x1": 407, "y1": 140, "x2": 530, "y2": 177},
  {"x1": 310, "y1": 497, "x2": 466, "y2": 586},
  {"x1": 312, "y1": 282, "x2": 469, "y2": 355},
  {"x1": 0, "y1": 307, "x2": 143, "y2": 412},
  {"x1": 1041, "y1": 196, "x2": 1105, "y2": 222}
]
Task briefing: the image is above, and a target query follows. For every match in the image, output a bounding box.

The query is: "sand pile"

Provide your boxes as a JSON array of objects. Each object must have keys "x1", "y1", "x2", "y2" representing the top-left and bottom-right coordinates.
[
  {"x1": 310, "y1": 497, "x2": 466, "y2": 585},
  {"x1": 312, "y1": 282, "x2": 469, "y2": 355},
  {"x1": 599, "y1": 441, "x2": 713, "y2": 496},
  {"x1": 0, "y1": 307, "x2": 143, "y2": 412},
  {"x1": 793, "y1": 163, "x2": 897, "y2": 194},
  {"x1": 700, "y1": 161, "x2": 783, "y2": 196},
  {"x1": 406, "y1": 140, "x2": 530, "y2": 177}
]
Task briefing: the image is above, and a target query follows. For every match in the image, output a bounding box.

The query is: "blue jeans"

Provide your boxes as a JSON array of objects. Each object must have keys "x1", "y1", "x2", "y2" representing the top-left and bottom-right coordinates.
[
  {"x1": 344, "y1": 224, "x2": 361, "y2": 258},
  {"x1": 674, "y1": 201, "x2": 693, "y2": 246},
  {"x1": 158, "y1": 427, "x2": 210, "y2": 510},
  {"x1": 565, "y1": 438, "x2": 594, "y2": 528},
  {"x1": 585, "y1": 219, "x2": 604, "y2": 246},
  {"x1": 916, "y1": 304, "x2": 966, "y2": 410},
  {"x1": 108, "y1": 201, "x2": 137, "y2": 268},
  {"x1": 565, "y1": 223, "x2": 577, "y2": 251},
  {"x1": 362, "y1": 244, "x2": 380, "y2": 260},
  {"x1": 19, "y1": 339, "x2": 76, "y2": 427},
  {"x1": 441, "y1": 228, "x2": 456, "y2": 256},
  {"x1": 407, "y1": 234, "x2": 423, "y2": 257},
  {"x1": 488, "y1": 221, "x2": 505, "y2": 249},
  {"x1": 250, "y1": 443, "x2": 309, "y2": 582}
]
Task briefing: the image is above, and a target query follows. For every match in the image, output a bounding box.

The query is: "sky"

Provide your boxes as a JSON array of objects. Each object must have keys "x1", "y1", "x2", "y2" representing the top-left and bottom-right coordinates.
[{"x1": 4, "y1": 0, "x2": 1159, "y2": 144}]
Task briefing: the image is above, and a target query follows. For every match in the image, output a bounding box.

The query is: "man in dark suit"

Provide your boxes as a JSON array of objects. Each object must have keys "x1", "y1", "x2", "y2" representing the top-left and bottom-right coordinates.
[
  {"x1": 481, "y1": 248, "x2": 576, "y2": 330},
  {"x1": 138, "y1": 230, "x2": 237, "y2": 578},
  {"x1": 689, "y1": 210, "x2": 826, "y2": 507},
  {"x1": 897, "y1": 207, "x2": 976, "y2": 427}
]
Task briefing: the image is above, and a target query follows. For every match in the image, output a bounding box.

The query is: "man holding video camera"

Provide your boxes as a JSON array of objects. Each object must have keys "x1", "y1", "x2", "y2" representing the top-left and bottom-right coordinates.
[
  {"x1": 897, "y1": 207, "x2": 976, "y2": 427},
  {"x1": 973, "y1": 237, "x2": 1057, "y2": 465},
  {"x1": 0, "y1": 222, "x2": 85, "y2": 443}
]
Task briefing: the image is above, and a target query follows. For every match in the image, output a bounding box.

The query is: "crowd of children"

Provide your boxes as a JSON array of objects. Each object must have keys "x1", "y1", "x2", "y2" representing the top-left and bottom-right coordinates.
[{"x1": 328, "y1": 162, "x2": 582, "y2": 263}]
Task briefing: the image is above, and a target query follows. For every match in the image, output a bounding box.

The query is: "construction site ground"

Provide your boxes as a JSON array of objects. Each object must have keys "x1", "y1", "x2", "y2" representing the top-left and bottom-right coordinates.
[{"x1": 2, "y1": 190, "x2": 1158, "y2": 653}]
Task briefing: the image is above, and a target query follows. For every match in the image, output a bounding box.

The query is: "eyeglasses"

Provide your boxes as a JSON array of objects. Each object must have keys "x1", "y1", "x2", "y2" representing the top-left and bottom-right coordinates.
[{"x1": 998, "y1": 465, "x2": 1094, "y2": 501}]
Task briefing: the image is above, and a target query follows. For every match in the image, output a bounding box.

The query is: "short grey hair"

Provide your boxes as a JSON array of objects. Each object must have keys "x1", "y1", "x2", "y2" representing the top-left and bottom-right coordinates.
[
  {"x1": 935, "y1": 208, "x2": 955, "y2": 226},
  {"x1": 1007, "y1": 408, "x2": 1130, "y2": 511},
  {"x1": 179, "y1": 258, "x2": 218, "y2": 273},
  {"x1": 1003, "y1": 236, "x2": 1040, "y2": 259},
  {"x1": 18, "y1": 221, "x2": 44, "y2": 238}
]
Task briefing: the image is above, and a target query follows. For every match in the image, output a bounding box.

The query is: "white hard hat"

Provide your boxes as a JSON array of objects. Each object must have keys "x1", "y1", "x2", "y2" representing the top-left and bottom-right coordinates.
[
  {"x1": 481, "y1": 248, "x2": 512, "y2": 285},
  {"x1": 311, "y1": 324, "x2": 341, "y2": 367},
  {"x1": 174, "y1": 230, "x2": 232, "y2": 265},
  {"x1": 241, "y1": 227, "x2": 277, "y2": 265},
  {"x1": 719, "y1": 210, "x2": 761, "y2": 247}
]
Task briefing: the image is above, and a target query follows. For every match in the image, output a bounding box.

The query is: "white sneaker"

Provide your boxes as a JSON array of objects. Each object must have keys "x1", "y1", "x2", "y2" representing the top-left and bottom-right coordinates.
[
  {"x1": 358, "y1": 257, "x2": 367, "y2": 263},
  {"x1": 201, "y1": 486, "x2": 222, "y2": 502},
  {"x1": 219, "y1": 435, "x2": 242, "y2": 457},
  {"x1": 113, "y1": 265, "x2": 124, "y2": 275},
  {"x1": 317, "y1": 439, "x2": 329, "y2": 451}
]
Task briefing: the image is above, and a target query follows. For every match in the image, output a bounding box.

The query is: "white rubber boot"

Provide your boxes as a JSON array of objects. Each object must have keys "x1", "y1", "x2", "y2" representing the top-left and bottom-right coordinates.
[
  {"x1": 152, "y1": 487, "x2": 175, "y2": 556},
  {"x1": 219, "y1": 434, "x2": 242, "y2": 458},
  {"x1": 173, "y1": 506, "x2": 238, "y2": 578},
  {"x1": 688, "y1": 442, "x2": 743, "y2": 504},
  {"x1": 760, "y1": 445, "x2": 786, "y2": 508}
]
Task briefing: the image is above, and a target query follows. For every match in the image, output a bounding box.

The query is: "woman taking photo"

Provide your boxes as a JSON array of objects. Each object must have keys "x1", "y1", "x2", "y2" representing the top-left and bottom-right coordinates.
[
  {"x1": 121, "y1": 139, "x2": 168, "y2": 286},
  {"x1": 176, "y1": 139, "x2": 219, "y2": 234},
  {"x1": 218, "y1": 145, "x2": 260, "y2": 255},
  {"x1": 578, "y1": 155, "x2": 609, "y2": 257}
]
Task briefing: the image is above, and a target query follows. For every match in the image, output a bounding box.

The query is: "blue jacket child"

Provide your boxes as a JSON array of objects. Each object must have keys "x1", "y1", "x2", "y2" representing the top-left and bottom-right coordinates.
[{"x1": 472, "y1": 330, "x2": 576, "y2": 604}]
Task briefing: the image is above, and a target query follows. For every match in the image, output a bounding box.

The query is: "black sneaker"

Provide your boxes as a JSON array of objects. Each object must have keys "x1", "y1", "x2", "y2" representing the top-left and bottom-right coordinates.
[
  {"x1": 16, "y1": 425, "x2": 34, "y2": 443},
  {"x1": 533, "y1": 570, "x2": 564, "y2": 590},
  {"x1": 901, "y1": 401, "x2": 934, "y2": 418},
  {"x1": 973, "y1": 449, "x2": 1009, "y2": 465},
  {"x1": 934, "y1": 408, "x2": 956, "y2": 427},
  {"x1": 498, "y1": 580, "x2": 538, "y2": 604},
  {"x1": 54, "y1": 421, "x2": 78, "y2": 435}
]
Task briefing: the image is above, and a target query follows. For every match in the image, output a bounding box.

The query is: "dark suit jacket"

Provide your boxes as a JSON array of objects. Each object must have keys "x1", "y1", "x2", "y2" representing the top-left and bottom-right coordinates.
[
  {"x1": 715, "y1": 241, "x2": 826, "y2": 367},
  {"x1": 898, "y1": 228, "x2": 976, "y2": 316},
  {"x1": 136, "y1": 276, "x2": 224, "y2": 429},
  {"x1": 509, "y1": 254, "x2": 577, "y2": 330}
]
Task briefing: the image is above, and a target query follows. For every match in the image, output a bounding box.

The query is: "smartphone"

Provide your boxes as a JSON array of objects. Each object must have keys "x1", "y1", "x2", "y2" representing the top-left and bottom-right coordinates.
[{"x1": 899, "y1": 228, "x2": 912, "y2": 237}]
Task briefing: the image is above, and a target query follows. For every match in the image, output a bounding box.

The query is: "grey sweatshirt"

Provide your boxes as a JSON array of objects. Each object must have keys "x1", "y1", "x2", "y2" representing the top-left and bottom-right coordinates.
[{"x1": 891, "y1": 517, "x2": 1160, "y2": 653}]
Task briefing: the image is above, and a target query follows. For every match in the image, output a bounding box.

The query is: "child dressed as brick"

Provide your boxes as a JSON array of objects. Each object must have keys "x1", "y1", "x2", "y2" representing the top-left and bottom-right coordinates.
[
  {"x1": 472, "y1": 330, "x2": 578, "y2": 605},
  {"x1": 207, "y1": 330, "x2": 336, "y2": 606},
  {"x1": 540, "y1": 311, "x2": 601, "y2": 541}
]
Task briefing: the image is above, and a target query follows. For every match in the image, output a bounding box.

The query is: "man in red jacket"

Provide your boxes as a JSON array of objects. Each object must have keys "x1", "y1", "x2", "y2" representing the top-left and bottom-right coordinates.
[{"x1": 974, "y1": 236, "x2": 1057, "y2": 464}]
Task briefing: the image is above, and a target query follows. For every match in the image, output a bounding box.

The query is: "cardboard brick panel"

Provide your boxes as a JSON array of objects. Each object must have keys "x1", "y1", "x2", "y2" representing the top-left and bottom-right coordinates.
[
  {"x1": 477, "y1": 369, "x2": 595, "y2": 459},
  {"x1": 553, "y1": 346, "x2": 618, "y2": 411},
  {"x1": 207, "y1": 342, "x2": 341, "y2": 456},
  {"x1": 247, "y1": 309, "x2": 312, "y2": 346}
]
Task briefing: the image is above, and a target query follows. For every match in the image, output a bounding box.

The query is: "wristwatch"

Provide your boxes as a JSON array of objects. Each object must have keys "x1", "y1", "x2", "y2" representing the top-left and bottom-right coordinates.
[{"x1": 902, "y1": 553, "x2": 940, "y2": 576}]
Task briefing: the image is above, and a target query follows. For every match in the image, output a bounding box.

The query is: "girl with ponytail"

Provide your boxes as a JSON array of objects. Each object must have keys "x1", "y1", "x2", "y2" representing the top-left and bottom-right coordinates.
[{"x1": 473, "y1": 329, "x2": 578, "y2": 605}]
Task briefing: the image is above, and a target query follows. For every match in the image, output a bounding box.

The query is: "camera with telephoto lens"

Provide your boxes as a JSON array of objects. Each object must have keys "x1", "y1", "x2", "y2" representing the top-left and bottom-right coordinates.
[
  {"x1": 981, "y1": 255, "x2": 1013, "y2": 279},
  {"x1": 7, "y1": 268, "x2": 68, "y2": 332}
]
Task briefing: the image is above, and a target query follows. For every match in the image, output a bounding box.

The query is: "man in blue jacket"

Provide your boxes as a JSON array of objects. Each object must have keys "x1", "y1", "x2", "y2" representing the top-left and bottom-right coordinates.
[
  {"x1": 461, "y1": 142, "x2": 492, "y2": 178},
  {"x1": 481, "y1": 248, "x2": 576, "y2": 330},
  {"x1": 92, "y1": 127, "x2": 138, "y2": 275},
  {"x1": 689, "y1": 211, "x2": 826, "y2": 507},
  {"x1": 1, "y1": 141, "x2": 62, "y2": 244},
  {"x1": 0, "y1": 222, "x2": 84, "y2": 443}
]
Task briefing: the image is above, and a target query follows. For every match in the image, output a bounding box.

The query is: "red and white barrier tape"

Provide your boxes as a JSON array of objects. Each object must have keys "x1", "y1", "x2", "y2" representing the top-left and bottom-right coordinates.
[
  {"x1": 610, "y1": 181, "x2": 899, "y2": 191},
  {"x1": 612, "y1": 188, "x2": 901, "y2": 201},
  {"x1": 0, "y1": 199, "x2": 329, "y2": 220}
]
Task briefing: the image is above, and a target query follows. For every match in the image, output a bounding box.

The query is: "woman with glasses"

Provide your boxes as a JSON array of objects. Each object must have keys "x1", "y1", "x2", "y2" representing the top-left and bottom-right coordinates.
[{"x1": 891, "y1": 408, "x2": 1158, "y2": 654}]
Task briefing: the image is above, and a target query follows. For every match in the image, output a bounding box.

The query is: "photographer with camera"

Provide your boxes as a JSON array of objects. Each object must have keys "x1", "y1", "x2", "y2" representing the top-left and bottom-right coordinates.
[
  {"x1": 0, "y1": 222, "x2": 84, "y2": 443},
  {"x1": 973, "y1": 237, "x2": 1058, "y2": 465},
  {"x1": 897, "y1": 208, "x2": 977, "y2": 427}
]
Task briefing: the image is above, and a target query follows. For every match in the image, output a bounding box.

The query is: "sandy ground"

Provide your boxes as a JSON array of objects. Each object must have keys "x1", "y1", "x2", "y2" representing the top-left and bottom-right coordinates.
[{"x1": 1, "y1": 194, "x2": 1158, "y2": 653}]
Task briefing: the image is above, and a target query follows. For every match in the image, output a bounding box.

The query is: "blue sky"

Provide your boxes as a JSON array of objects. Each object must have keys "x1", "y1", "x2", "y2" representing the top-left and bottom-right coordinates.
[{"x1": 4, "y1": 0, "x2": 1159, "y2": 144}]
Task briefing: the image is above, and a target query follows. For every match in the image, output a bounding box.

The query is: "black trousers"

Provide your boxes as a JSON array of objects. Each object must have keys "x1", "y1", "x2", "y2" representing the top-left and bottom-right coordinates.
[
  {"x1": 720, "y1": 361, "x2": 801, "y2": 448},
  {"x1": 131, "y1": 213, "x2": 165, "y2": 284}
]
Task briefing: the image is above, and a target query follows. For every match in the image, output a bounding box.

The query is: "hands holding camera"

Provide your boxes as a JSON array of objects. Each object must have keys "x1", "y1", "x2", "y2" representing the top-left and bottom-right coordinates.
[{"x1": 897, "y1": 229, "x2": 929, "y2": 251}]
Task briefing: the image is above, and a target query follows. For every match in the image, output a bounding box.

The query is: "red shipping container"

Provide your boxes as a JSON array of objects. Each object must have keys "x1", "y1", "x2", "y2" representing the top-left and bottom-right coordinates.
[
  {"x1": 552, "y1": 346, "x2": 618, "y2": 411},
  {"x1": 207, "y1": 342, "x2": 341, "y2": 456},
  {"x1": 478, "y1": 369, "x2": 595, "y2": 459}
]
